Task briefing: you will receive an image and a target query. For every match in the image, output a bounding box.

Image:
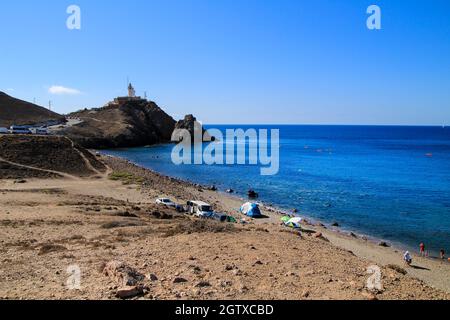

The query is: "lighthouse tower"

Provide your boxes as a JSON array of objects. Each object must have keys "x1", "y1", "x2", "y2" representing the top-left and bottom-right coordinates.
[
  {"x1": 111, "y1": 82, "x2": 145, "y2": 106},
  {"x1": 128, "y1": 83, "x2": 136, "y2": 98}
]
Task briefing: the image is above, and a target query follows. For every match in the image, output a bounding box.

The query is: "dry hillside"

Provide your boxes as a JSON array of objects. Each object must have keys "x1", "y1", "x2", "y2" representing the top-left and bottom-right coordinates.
[
  {"x1": 0, "y1": 92, "x2": 65, "y2": 127},
  {"x1": 0, "y1": 135, "x2": 107, "y2": 179}
]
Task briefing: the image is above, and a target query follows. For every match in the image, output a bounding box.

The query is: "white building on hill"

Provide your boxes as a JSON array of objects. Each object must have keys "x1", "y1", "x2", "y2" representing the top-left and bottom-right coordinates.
[
  {"x1": 111, "y1": 83, "x2": 146, "y2": 105},
  {"x1": 128, "y1": 83, "x2": 136, "y2": 98}
]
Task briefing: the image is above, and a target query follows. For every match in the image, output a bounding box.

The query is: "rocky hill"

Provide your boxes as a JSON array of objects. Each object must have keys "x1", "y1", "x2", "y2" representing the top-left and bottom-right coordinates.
[
  {"x1": 0, "y1": 92, "x2": 65, "y2": 127},
  {"x1": 0, "y1": 135, "x2": 107, "y2": 179},
  {"x1": 61, "y1": 99, "x2": 177, "y2": 149},
  {"x1": 174, "y1": 114, "x2": 214, "y2": 142},
  {"x1": 0, "y1": 91, "x2": 207, "y2": 149}
]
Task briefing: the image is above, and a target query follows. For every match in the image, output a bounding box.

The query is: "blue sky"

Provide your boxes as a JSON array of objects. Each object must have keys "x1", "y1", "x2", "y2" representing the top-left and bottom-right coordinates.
[{"x1": 0, "y1": 0, "x2": 449, "y2": 125}]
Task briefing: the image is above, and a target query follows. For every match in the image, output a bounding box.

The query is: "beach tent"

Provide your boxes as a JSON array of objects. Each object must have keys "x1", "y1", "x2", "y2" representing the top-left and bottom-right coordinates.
[
  {"x1": 285, "y1": 217, "x2": 303, "y2": 229},
  {"x1": 240, "y1": 202, "x2": 262, "y2": 218},
  {"x1": 280, "y1": 216, "x2": 291, "y2": 223}
]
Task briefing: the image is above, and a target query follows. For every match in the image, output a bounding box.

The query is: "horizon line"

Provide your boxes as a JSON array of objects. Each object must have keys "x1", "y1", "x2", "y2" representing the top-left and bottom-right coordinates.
[{"x1": 202, "y1": 123, "x2": 448, "y2": 127}]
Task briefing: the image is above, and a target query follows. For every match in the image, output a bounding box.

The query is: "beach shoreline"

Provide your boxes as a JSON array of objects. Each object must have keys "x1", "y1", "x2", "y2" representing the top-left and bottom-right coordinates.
[
  {"x1": 100, "y1": 154, "x2": 450, "y2": 294},
  {"x1": 101, "y1": 151, "x2": 439, "y2": 259},
  {"x1": 1, "y1": 152, "x2": 449, "y2": 299},
  {"x1": 101, "y1": 128, "x2": 450, "y2": 260}
]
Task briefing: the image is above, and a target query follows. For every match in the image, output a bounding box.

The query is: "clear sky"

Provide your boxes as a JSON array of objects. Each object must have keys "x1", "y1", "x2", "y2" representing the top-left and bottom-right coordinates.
[{"x1": 1, "y1": 0, "x2": 449, "y2": 125}]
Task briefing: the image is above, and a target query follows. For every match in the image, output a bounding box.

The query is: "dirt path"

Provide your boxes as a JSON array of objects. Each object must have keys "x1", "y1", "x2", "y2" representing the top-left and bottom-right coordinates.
[{"x1": 64, "y1": 137, "x2": 102, "y2": 176}]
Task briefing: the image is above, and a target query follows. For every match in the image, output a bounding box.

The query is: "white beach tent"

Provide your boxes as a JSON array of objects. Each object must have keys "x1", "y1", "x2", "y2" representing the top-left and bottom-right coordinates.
[
  {"x1": 285, "y1": 217, "x2": 303, "y2": 228},
  {"x1": 240, "y1": 202, "x2": 263, "y2": 218}
]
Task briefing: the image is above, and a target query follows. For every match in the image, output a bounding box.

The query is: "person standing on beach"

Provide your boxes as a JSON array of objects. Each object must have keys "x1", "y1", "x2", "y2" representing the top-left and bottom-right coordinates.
[
  {"x1": 440, "y1": 249, "x2": 446, "y2": 260},
  {"x1": 419, "y1": 243, "x2": 425, "y2": 256}
]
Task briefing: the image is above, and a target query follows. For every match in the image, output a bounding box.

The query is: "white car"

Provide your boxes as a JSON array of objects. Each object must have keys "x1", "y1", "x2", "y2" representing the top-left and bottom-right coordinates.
[{"x1": 156, "y1": 198, "x2": 176, "y2": 208}]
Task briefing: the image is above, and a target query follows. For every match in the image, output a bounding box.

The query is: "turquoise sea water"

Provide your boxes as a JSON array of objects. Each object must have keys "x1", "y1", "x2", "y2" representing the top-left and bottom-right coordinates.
[{"x1": 103, "y1": 125, "x2": 450, "y2": 255}]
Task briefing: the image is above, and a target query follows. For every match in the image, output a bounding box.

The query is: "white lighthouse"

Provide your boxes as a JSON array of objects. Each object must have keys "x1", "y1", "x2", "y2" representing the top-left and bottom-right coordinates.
[
  {"x1": 111, "y1": 82, "x2": 146, "y2": 106},
  {"x1": 128, "y1": 83, "x2": 136, "y2": 98}
]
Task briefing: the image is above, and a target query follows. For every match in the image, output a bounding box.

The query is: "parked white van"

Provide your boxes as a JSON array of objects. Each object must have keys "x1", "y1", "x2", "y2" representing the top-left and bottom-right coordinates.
[{"x1": 186, "y1": 201, "x2": 214, "y2": 218}]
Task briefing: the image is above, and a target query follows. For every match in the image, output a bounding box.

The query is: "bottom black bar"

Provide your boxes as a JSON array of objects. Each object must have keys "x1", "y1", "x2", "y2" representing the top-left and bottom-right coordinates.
[{"x1": 1, "y1": 300, "x2": 448, "y2": 319}]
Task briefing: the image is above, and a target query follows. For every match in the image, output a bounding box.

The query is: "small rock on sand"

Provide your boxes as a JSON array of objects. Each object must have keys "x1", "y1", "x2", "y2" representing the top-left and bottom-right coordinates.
[
  {"x1": 173, "y1": 277, "x2": 188, "y2": 284},
  {"x1": 195, "y1": 281, "x2": 211, "y2": 288},
  {"x1": 103, "y1": 261, "x2": 145, "y2": 287},
  {"x1": 362, "y1": 291, "x2": 378, "y2": 300},
  {"x1": 147, "y1": 273, "x2": 158, "y2": 281},
  {"x1": 238, "y1": 284, "x2": 249, "y2": 293},
  {"x1": 225, "y1": 264, "x2": 235, "y2": 271},
  {"x1": 253, "y1": 260, "x2": 263, "y2": 266},
  {"x1": 232, "y1": 269, "x2": 243, "y2": 276},
  {"x1": 116, "y1": 286, "x2": 144, "y2": 299}
]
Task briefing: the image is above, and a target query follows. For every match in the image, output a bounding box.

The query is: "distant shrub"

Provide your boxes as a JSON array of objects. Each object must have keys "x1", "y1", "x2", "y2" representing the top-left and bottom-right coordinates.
[
  {"x1": 38, "y1": 244, "x2": 67, "y2": 255},
  {"x1": 164, "y1": 220, "x2": 237, "y2": 237},
  {"x1": 108, "y1": 171, "x2": 144, "y2": 185},
  {"x1": 101, "y1": 220, "x2": 145, "y2": 229}
]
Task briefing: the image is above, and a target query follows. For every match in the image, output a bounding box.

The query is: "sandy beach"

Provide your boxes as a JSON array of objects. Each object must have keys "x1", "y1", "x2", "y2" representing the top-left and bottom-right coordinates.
[
  {"x1": 2, "y1": 0, "x2": 450, "y2": 306},
  {"x1": 0, "y1": 154, "x2": 449, "y2": 300}
]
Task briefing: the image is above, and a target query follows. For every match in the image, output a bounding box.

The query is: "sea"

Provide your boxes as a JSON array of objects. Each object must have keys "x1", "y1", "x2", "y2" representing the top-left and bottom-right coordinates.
[{"x1": 103, "y1": 125, "x2": 450, "y2": 255}]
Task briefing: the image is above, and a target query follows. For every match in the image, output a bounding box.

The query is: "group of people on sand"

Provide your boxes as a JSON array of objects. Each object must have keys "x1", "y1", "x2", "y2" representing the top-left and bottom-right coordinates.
[
  {"x1": 403, "y1": 242, "x2": 446, "y2": 266},
  {"x1": 419, "y1": 242, "x2": 446, "y2": 260}
]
